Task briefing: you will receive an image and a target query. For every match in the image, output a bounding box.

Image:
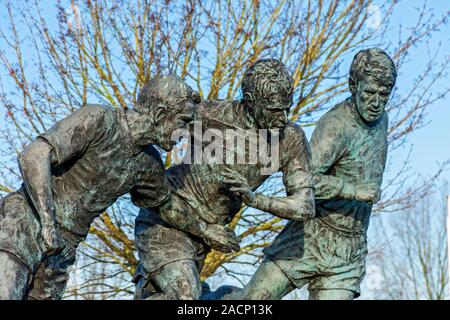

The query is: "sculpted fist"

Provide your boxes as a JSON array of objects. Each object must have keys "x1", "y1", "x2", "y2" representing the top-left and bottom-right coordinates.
[
  {"x1": 41, "y1": 224, "x2": 65, "y2": 256},
  {"x1": 203, "y1": 224, "x2": 240, "y2": 253},
  {"x1": 355, "y1": 183, "x2": 381, "y2": 204},
  {"x1": 222, "y1": 167, "x2": 256, "y2": 205}
]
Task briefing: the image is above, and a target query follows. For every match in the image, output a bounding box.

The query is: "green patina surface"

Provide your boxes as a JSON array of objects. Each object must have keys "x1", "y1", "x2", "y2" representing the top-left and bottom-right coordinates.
[
  {"x1": 0, "y1": 75, "x2": 197, "y2": 299},
  {"x1": 228, "y1": 48, "x2": 397, "y2": 300}
]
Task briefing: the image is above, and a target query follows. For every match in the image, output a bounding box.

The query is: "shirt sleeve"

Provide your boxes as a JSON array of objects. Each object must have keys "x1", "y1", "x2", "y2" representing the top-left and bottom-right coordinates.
[
  {"x1": 310, "y1": 112, "x2": 349, "y2": 199},
  {"x1": 130, "y1": 146, "x2": 172, "y2": 208},
  {"x1": 37, "y1": 105, "x2": 106, "y2": 165},
  {"x1": 280, "y1": 124, "x2": 314, "y2": 195}
]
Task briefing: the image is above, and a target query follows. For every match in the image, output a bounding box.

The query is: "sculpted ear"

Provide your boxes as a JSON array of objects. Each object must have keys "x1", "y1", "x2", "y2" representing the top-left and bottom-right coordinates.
[
  {"x1": 349, "y1": 76, "x2": 357, "y2": 95},
  {"x1": 192, "y1": 92, "x2": 201, "y2": 104},
  {"x1": 244, "y1": 92, "x2": 255, "y2": 106},
  {"x1": 153, "y1": 104, "x2": 167, "y2": 123}
]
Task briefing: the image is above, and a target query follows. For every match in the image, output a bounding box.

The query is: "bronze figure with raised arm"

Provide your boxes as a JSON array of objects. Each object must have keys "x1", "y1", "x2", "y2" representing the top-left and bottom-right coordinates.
[
  {"x1": 227, "y1": 48, "x2": 396, "y2": 300},
  {"x1": 133, "y1": 59, "x2": 315, "y2": 300},
  {"x1": 0, "y1": 75, "x2": 198, "y2": 300}
]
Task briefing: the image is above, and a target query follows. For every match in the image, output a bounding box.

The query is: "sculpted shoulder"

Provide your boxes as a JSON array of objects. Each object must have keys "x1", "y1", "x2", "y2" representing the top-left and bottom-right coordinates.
[
  {"x1": 79, "y1": 103, "x2": 109, "y2": 117},
  {"x1": 195, "y1": 99, "x2": 246, "y2": 129},
  {"x1": 314, "y1": 100, "x2": 352, "y2": 139},
  {"x1": 71, "y1": 104, "x2": 111, "y2": 127},
  {"x1": 196, "y1": 99, "x2": 234, "y2": 118},
  {"x1": 317, "y1": 100, "x2": 349, "y2": 127},
  {"x1": 281, "y1": 122, "x2": 308, "y2": 142},
  {"x1": 280, "y1": 122, "x2": 311, "y2": 167}
]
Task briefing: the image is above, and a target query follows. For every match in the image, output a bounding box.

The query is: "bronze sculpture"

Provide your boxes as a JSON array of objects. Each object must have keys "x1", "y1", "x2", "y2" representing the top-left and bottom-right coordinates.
[
  {"x1": 133, "y1": 59, "x2": 315, "y2": 300},
  {"x1": 0, "y1": 75, "x2": 198, "y2": 299},
  {"x1": 228, "y1": 48, "x2": 396, "y2": 300}
]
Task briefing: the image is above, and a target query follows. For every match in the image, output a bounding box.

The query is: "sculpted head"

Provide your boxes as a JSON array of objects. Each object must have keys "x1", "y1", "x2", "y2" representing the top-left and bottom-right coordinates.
[
  {"x1": 349, "y1": 48, "x2": 397, "y2": 123},
  {"x1": 136, "y1": 74, "x2": 200, "y2": 150},
  {"x1": 241, "y1": 59, "x2": 294, "y2": 129}
]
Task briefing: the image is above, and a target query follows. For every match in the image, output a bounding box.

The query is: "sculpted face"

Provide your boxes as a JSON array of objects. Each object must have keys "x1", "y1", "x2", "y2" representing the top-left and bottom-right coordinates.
[
  {"x1": 136, "y1": 75, "x2": 199, "y2": 151},
  {"x1": 241, "y1": 59, "x2": 294, "y2": 130},
  {"x1": 251, "y1": 92, "x2": 291, "y2": 129},
  {"x1": 159, "y1": 97, "x2": 196, "y2": 151},
  {"x1": 354, "y1": 76, "x2": 392, "y2": 123}
]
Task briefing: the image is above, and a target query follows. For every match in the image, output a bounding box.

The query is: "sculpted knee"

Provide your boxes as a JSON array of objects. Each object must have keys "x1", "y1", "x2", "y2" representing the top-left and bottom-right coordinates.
[
  {"x1": 309, "y1": 289, "x2": 355, "y2": 300},
  {"x1": 175, "y1": 280, "x2": 201, "y2": 300}
]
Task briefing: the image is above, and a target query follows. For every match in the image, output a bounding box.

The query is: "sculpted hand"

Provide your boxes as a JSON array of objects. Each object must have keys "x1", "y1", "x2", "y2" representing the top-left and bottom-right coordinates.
[
  {"x1": 203, "y1": 224, "x2": 240, "y2": 253},
  {"x1": 41, "y1": 223, "x2": 65, "y2": 256},
  {"x1": 355, "y1": 183, "x2": 381, "y2": 204},
  {"x1": 222, "y1": 168, "x2": 256, "y2": 205}
]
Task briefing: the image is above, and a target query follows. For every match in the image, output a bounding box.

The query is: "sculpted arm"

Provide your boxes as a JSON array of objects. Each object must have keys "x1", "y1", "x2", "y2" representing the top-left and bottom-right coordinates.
[
  {"x1": 156, "y1": 201, "x2": 233, "y2": 249},
  {"x1": 18, "y1": 106, "x2": 104, "y2": 254},
  {"x1": 311, "y1": 117, "x2": 379, "y2": 203},
  {"x1": 159, "y1": 200, "x2": 240, "y2": 253},
  {"x1": 18, "y1": 139, "x2": 62, "y2": 254},
  {"x1": 224, "y1": 127, "x2": 315, "y2": 221},
  {"x1": 131, "y1": 163, "x2": 240, "y2": 254},
  {"x1": 245, "y1": 188, "x2": 314, "y2": 221}
]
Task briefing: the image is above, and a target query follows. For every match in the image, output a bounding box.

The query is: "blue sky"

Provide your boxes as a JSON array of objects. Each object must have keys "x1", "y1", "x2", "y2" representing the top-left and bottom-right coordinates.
[
  {"x1": 385, "y1": 1, "x2": 450, "y2": 183},
  {"x1": 386, "y1": 0, "x2": 450, "y2": 180},
  {"x1": 1, "y1": 1, "x2": 448, "y2": 186},
  {"x1": 0, "y1": 0, "x2": 448, "y2": 300},
  {"x1": 301, "y1": 0, "x2": 450, "y2": 187}
]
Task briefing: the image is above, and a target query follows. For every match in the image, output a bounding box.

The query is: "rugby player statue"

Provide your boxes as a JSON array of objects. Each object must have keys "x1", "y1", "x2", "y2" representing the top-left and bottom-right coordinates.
[
  {"x1": 133, "y1": 59, "x2": 315, "y2": 300},
  {"x1": 0, "y1": 75, "x2": 198, "y2": 299},
  {"x1": 229, "y1": 48, "x2": 396, "y2": 300}
]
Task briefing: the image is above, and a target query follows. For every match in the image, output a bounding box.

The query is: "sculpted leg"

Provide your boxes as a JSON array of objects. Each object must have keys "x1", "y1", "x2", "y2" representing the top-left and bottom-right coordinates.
[
  {"x1": 229, "y1": 259, "x2": 294, "y2": 300},
  {"x1": 309, "y1": 289, "x2": 355, "y2": 300},
  {"x1": 141, "y1": 259, "x2": 202, "y2": 300},
  {"x1": 201, "y1": 284, "x2": 243, "y2": 300},
  {"x1": 0, "y1": 251, "x2": 30, "y2": 300},
  {"x1": 27, "y1": 229, "x2": 79, "y2": 300},
  {"x1": 27, "y1": 255, "x2": 73, "y2": 300}
]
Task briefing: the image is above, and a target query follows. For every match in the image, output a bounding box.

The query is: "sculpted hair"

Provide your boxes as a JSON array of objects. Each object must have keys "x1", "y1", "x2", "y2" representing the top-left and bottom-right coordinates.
[
  {"x1": 136, "y1": 74, "x2": 198, "y2": 114},
  {"x1": 350, "y1": 48, "x2": 397, "y2": 89},
  {"x1": 241, "y1": 59, "x2": 294, "y2": 105}
]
